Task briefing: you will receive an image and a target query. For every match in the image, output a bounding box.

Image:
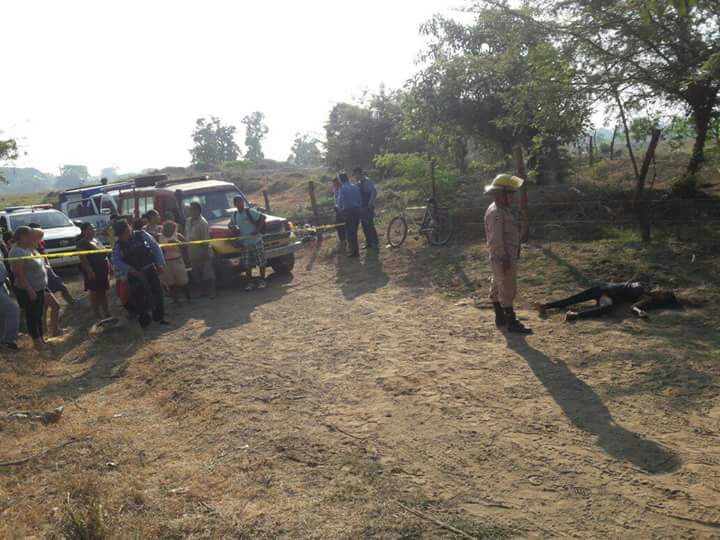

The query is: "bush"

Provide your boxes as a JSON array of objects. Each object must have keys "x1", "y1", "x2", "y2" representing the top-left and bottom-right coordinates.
[{"x1": 373, "y1": 152, "x2": 461, "y2": 203}]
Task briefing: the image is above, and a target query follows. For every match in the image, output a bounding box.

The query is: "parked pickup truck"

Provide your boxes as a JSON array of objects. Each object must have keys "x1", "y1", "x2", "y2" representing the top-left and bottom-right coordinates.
[{"x1": 112, "y1": 175, "x2": 301, "y2": 283}]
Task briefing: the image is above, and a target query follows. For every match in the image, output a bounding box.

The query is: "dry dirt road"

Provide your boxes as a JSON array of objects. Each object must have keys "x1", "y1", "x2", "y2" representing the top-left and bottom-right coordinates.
[{"x1": 2, "y1": 240, "x2": 720, "y2": 538}]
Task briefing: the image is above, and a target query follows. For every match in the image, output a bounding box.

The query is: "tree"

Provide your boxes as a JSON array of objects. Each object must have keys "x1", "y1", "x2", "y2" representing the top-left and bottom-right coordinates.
[
  {"x1": 54, "y1": 164, "x2": 90, "y2": 189},
  {"x1": 542, "y1": 0, "x2": 720, "y2": 177},
  {"x1": 324, "y1": 88, "x2": 414, "y2": 170},
  {"x1": 0, "y1": 138, "x2": 18, "y2": 183},
  {"x1": 190, "y1": 116, "x2": 241, "y2": 166},
  {"x1": 410, "y1": 4, "x2": 592, "y2": 183},
  {"x1": 287, "y1": 133, "x2": 323, "y2": 166},
  {"x1": 100, "y1": 167, "x2": 118, "y2": 181},
  {"x1": 242, "y1": 112, "x2": 269, "y2": 162}
]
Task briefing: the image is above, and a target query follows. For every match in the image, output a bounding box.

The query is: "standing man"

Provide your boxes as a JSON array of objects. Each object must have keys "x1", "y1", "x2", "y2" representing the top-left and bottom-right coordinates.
[
  {"x1": 353, "y1": 167, "x2": 379, "y2": 250},
  {"x1": 484, "y1": 174, "x2": 532, "y2": 334},
  {"x1": 185, "y1": 202, "x2": 216, "y2": 298},
  {"x1": 229, "y1": 196, "x2": 268, "y2": 291},
  {"x1": 336, "y1": 173, "x2": 363, "y2": 258}
]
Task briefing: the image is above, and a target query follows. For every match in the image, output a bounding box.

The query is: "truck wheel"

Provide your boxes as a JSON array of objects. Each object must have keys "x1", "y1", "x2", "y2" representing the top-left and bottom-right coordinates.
[{"x1": 270, "y1": 254, "x2": 295, "y2": 275}]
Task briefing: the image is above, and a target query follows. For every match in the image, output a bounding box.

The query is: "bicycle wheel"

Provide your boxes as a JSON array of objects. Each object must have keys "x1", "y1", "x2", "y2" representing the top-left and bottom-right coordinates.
[
  {"x1": 386, "y1": 216, "x2": 408, "y2": 248},
  {"x1": 425, "y1": 209, "x2": 453, "y2": 246}
]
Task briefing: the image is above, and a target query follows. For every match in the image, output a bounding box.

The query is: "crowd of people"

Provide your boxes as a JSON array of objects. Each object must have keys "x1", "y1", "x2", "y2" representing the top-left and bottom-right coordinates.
[
  {"x1": 0, "y1": 196, "x2": 269, "y2": 352},
  {"x1": 0, "y1": 168, "x2": 686, "y2": 352}
]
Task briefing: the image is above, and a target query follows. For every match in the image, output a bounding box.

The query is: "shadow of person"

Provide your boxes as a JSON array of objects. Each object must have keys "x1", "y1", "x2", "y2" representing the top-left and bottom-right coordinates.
[
  {"x1": 198, "y1": 272, "x2": 293, "y2": 338},
  {"x1": 335, "y1": 249, "x2": 389, "y2": 301},
  {"x1": 506, "y1": 337, "x2": 681, "y2": 474}
]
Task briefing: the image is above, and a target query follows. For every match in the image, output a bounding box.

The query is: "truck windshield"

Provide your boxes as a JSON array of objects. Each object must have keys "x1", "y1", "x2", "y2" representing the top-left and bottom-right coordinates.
[
  {"x1": 181, "y1": 189, "x2": 247, "y2": 221},
  {"x1": 11, "y1": 212, "x2": 73, "y2": 230}
]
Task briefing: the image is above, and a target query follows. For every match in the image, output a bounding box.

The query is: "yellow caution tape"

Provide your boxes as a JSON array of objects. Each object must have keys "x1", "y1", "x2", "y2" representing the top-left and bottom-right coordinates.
[{"x1": 2, "y1": 223, "x2": 342, "y2": 262}]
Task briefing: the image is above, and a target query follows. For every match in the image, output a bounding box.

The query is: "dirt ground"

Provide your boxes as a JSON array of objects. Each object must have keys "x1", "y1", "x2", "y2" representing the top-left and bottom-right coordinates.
[{"x1": 1, "y1": 232, "x2": 720, "y2": 539}]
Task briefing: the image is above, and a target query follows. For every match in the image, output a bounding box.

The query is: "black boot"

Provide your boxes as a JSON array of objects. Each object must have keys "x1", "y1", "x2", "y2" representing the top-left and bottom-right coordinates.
[
  {"x1": 504, "y1": 307, "x2": 533, "y2": 335},
  {"x1": 492, "y1": 302, "x2": 506, "y2": 327}
]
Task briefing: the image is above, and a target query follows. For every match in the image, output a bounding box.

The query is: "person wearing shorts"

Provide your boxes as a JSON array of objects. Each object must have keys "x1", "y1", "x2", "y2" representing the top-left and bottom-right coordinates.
[
  {"x1": 78, "y1": 222, "x2": 111, "y2": 320},
  {"x1": 229, "y1": 196, "x2": 267, "y2": 291},
  {"x1": 158, "y1": 220, "x2": 190, "y2": 303}
]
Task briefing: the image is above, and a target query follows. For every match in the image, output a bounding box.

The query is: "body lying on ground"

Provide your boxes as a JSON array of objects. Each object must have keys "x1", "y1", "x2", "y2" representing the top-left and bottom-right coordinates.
[{"x1": 534, "y1": 282, "x2": 680, "y2": 321}]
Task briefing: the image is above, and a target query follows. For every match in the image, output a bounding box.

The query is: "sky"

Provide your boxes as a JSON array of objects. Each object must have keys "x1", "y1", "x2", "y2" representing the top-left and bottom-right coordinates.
[{"x1": 2, "y1": 0, "x2": 464, "y2": 176}]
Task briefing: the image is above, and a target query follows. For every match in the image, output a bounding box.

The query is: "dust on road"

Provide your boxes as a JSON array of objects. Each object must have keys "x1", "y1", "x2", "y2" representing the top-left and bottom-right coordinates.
[{"x1": 2, "y1": 241, "x2": 720, "y2": 538}]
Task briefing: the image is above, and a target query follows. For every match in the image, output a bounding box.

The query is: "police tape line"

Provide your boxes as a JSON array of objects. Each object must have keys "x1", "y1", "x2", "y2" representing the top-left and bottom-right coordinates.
[{"x1": 1, "y1": 223, "x2": 343, "y2": 262}]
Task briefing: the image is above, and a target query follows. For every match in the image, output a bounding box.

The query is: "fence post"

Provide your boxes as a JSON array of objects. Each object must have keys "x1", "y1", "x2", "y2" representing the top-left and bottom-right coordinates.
[
  {"x1": 262, "y1": 190, "x2": 271, "y2": 213},
  {"x1": 430, "y1": 158, "x2": 437, "y2": 200},
  {"x1": 308, "y1": 180, "x2": 320, "y2": 225}
]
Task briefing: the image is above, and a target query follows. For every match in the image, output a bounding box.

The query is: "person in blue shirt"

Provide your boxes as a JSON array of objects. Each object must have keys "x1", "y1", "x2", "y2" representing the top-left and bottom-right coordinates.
[
  {"x1": 335, "y1": 173, "x2": 362, "y2": 257},
  {"x1": 229, "y1": 196, "x2": 268, "y2": 290},
  {"x1": 112, "y1": 219, "x2": 168, "y2": 328},
  {"x1": 353, "y1": 167, "x2": 379, "y2": 250}
]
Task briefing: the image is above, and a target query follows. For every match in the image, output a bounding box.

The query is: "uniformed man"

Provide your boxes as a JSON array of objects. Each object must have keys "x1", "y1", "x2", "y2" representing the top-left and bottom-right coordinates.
[{"x1": 484, "y1": 174, "x2": 532, "y2": 334}]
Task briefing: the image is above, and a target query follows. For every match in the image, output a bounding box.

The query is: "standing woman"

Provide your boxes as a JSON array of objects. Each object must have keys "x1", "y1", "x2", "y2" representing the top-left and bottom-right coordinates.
[
  {"x1": 78, "y1": 223, "x2": 111, "y2": 320},
  {"x1": 158, "y1": 220, "x2": 191, "y2": 303},
  {"x1": 9, "y1": 226, "x2": 48, "y2": 350},
  {"x1": 31, "y1": 228, "x2": 62, "y2": 337}
]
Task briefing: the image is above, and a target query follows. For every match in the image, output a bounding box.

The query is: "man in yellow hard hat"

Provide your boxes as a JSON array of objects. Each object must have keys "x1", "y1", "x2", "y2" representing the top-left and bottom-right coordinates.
[{"x1": 484, "y1": 174, "x2": 532, "y2": 334}]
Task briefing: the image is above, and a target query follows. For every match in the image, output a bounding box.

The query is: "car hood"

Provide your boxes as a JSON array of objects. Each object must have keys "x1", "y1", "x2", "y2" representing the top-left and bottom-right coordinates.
[{"x1": 40, "y1": 225, "x2": 82, "y2": 241}]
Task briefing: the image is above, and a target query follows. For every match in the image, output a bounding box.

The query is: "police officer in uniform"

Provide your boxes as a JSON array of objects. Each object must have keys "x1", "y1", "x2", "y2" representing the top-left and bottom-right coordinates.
[{"x1": 484, "y1": 174, "x2": 532, "y2": 334}]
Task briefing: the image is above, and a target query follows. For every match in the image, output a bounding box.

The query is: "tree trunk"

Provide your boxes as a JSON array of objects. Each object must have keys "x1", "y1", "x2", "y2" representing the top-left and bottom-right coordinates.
[
  {"x1": 609, "y1": 126, "x2": 617, "y2": 160},
  {"x1": 686, "y1": 98, "x2": 715, "y2": 176},
  {"x1": 588, "y1": 135, "x2": 594, "y2": 165},
  {"x1": 512, "y1": 145, "x2": 529, "y2": 244},
  {"x1": 614, "y1": 91, "x2": 640, "y2": 180},
  {"x1": 635, "y1": 129, "x2": 662, "y2": 243}
]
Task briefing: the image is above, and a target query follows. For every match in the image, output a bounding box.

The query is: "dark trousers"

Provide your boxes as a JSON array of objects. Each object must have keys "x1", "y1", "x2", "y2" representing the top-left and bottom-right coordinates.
[
  {"x1": 334, "y1": 208, "x2": 346, "y2": 244},
  {"x1": 543, "y1": 287, "x2": 603, "y2": 310},
  {"x1": 16, "y1": 289, "x2": 45, "y2": 340},
  {"x1": 145, "y1": 267, "x2": 165, "y2": 322},
  {"x1": 543, "y1": 286, "x2": 614, "y2": 319},
  {"x1": 360, "y1": 206, "x2": 379, "y2": 248},
  {"x1": 344, "y1": 207, "x2": 362, "y2": 255},
  {"x1": 127, "y1": 267, "x2": 164, "y2": 327}
]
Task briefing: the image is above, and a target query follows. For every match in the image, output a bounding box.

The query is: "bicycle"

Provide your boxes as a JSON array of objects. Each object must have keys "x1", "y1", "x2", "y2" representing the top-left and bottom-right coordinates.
[{"x1": 386, "y1": 198, "x2": 454, "y2": 248}]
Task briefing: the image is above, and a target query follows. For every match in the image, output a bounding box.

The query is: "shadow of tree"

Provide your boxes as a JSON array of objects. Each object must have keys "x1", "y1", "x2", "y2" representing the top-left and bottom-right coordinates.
[{"x1": 506, "y1": 337, "x2": 681, "y2": 474}]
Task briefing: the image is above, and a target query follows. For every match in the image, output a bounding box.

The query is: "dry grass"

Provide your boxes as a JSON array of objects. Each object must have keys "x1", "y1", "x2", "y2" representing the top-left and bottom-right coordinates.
[{"x1": 1, "y1": 226, "x2": 719, "y2": 538}]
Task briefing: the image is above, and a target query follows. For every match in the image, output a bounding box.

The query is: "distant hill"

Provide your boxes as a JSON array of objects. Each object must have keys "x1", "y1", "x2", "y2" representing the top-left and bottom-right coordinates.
[{"x1": 0, "y1": 167, "x2": 56, "y2": 194}]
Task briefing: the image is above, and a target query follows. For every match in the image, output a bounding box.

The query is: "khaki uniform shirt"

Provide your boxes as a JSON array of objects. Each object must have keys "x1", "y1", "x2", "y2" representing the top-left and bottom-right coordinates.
[
  {"x1": 185, "y1": 216, "x2": 211, "y2": 261},
  {"x1": 484, "y1": 202, "x2": 520, "y2": 262}
]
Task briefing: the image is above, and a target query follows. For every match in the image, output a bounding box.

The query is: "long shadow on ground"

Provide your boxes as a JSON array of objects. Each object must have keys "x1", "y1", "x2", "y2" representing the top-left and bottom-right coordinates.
[
  {"x1": 506, "y1": 337, "x2": 681, "y2": 474},
  {"x1": 335, "y1": 250, "x2": 389, "y2": 301}
]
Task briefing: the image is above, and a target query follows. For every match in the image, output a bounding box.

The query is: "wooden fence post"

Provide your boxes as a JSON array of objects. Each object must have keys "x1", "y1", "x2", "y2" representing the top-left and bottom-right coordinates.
[
  {"x1": 262, "y1": 190, "x2": 271, "y2": 213},
  {"x1": 308, "y1": 180, "x2": 320, "y2": 225},
  {"x1": 430, "y1": 158, "x2": 437, "y2": 200}
]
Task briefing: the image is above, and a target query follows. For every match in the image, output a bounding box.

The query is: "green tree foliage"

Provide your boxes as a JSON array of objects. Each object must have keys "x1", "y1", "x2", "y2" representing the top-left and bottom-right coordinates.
[
  {"x1": 287, "y1": 133, "x2": 323, "y2": 166},
  {"x1": 544, "y1": 0, "x2": 720, "y2": 175},
  {"x1": 190, "y1": 116, "x2": 241, "y2": 166},
  {"x1": 242, "y1": 112, "x2": 269, "y2": 162},
  {"x1": 324, "y1": 88, "x2": 412, "y2": 170},
  {"x1": 0, "y1": 138, "x2": 18, "y2": 183},
  {"x1": 409, "y1": 4, "x2": 591, "y2": 183}
]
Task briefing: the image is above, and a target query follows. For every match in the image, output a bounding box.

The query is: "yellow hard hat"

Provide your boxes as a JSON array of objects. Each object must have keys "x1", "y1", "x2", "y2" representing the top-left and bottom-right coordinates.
[{"x1": 484, "y1": 174, "x2": 524, "y2": 194}]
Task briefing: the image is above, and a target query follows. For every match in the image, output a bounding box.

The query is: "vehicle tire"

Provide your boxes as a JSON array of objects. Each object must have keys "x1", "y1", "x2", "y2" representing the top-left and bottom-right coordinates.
[
  {"x1": 426, "y1": 211, "x2": 453, "y2": 246},
  {"x1": 386, "y1": 216, "x2": 408, "y2": 248},
  {"x1": 270, "y1": 253, "x2": 295, "y2": 275}
]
